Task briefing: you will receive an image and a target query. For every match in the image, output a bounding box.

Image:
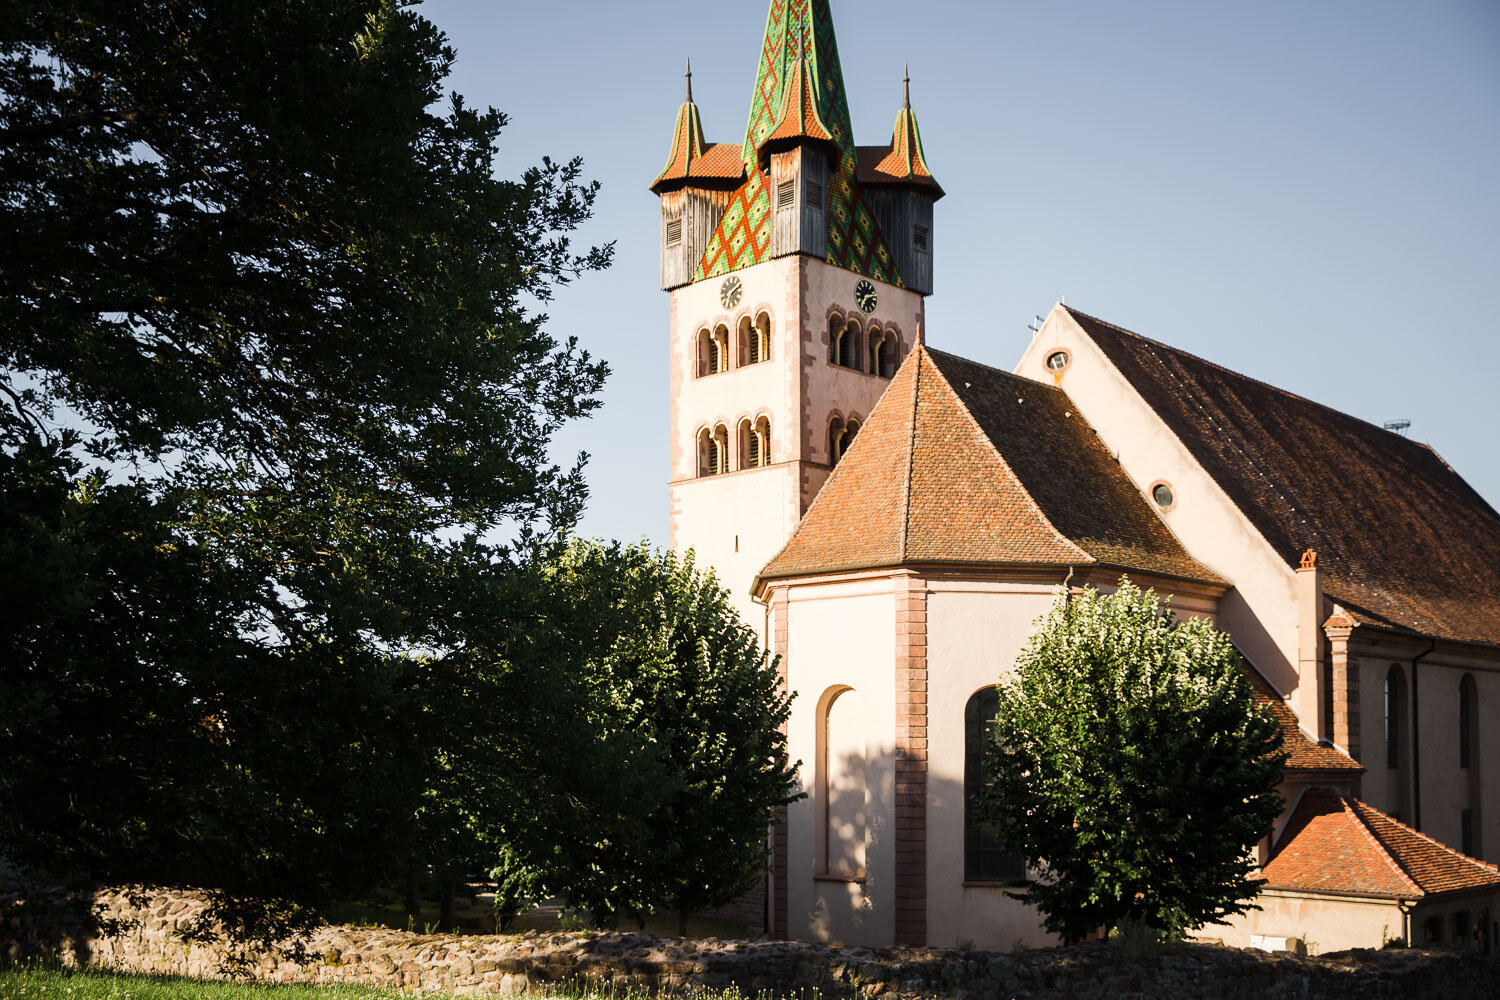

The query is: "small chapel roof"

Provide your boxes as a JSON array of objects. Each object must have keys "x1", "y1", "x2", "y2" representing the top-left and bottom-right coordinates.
[
  {"x1": 756, "y1": 344, "x2": 1221, "y2": 586},
  {"x1": 1263, "y1": 788, "x2": 1500, "y2": 899},
  {"x1": 1064, "y1": 307, "x2": 1500, "y2": 649}
]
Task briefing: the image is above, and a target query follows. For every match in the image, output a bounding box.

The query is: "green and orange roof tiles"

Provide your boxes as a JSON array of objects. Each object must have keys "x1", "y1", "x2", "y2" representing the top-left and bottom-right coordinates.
[{"x1": 652, "y1": 0, "x2": 940, "y2": 287}]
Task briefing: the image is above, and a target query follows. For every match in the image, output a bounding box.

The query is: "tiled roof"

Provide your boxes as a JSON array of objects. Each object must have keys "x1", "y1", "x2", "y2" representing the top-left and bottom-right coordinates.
[
  {"x1": 693, "y1": 0, "x2": 904, "y2": 287},
  {"x1": 1066, "y1": 307, "x2": 1500, "y2": 648},
  {"x1": 854, "y1": 78, "x2": 943, "y2": 197},
  {"x1": 758, "y1": 36, "x2": 834, "y2": 157},
  {"x1": 757, "y1": 345, "x2": 1221, "y2": 584},
  {"x1": 1243, "y1": 665, "x2": 1362, "y2": 772},
  {"x1": 857, "y1": 145, "x2": 943, "y2": 195},
  {"x1": 1263, "y1": 788, "x2": 1500, "y2": 898}
]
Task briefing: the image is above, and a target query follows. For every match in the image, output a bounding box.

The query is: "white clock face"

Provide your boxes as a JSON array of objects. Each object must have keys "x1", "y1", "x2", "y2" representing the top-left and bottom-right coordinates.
[
  {"x1": 720, "y1": 276, "x2": 743, "y2": 311},
  {"x1": 854, "y1": 279, "x2": 878, "y2": 314}
]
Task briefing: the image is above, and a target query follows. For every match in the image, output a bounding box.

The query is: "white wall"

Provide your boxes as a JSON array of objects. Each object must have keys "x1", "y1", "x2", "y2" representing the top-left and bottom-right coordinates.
[
  {"x1": 1013, "y1": 307, "x2": 1301, "y2": 701},
  {"x1": 784, "y1": 577, "x2": 897, "y2": 946}
]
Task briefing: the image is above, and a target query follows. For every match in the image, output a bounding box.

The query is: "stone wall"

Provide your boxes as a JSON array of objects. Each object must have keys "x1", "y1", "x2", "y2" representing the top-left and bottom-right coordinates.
[{"x1": 4, "y1": 885, "x2": 1499, "y2": 1000}]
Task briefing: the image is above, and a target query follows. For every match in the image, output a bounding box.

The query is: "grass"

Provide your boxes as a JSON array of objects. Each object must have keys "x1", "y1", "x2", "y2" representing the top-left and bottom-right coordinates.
[
  {"x1": 0, "y1": 965, "x2": 408, "y2": 1000},
  {"x1": 0, "y1": 967, "x2": 765, "y2": 1000}
]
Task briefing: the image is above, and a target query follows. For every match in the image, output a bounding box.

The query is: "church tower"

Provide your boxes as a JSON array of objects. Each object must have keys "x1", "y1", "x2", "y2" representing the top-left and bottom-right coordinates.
[{"x1": 651, "y1": 0, "x2": 942, "y2": 629}]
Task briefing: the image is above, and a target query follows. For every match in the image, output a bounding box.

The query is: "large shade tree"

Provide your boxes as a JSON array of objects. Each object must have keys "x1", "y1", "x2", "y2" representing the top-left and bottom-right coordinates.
[
  {"x1": 0, "y1": 0, "x2": 611, "y2": 945},
  {"x1": 982, "y1": 581, "x2": 1286, "y2": 943}
]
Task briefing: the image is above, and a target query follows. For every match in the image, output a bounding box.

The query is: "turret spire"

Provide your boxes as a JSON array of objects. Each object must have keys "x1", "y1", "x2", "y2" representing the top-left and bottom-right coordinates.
[
  {"x1": 903, "y1": 64, "x2": 911, "y2": 110},
  {"x1": 685, "y1": 57, "x2": 693, "y2": 103}
]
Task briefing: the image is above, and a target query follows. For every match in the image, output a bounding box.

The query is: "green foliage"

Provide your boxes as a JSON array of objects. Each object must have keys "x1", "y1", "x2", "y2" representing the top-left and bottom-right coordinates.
[
  {"x1": 0, "y1": 0, "x2": 609, "y2": 950},
  {"x1": 984, "y1": 581, "x2": 1286, "y2": 943},
  {"x1": 488, "y1": 542, "x2": 800, "y2": 929}
]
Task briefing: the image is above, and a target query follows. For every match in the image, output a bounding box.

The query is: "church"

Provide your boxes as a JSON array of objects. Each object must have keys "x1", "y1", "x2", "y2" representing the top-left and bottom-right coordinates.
[{"x1": 652, "y1": 0, "x2": 1500, "y2": 955}]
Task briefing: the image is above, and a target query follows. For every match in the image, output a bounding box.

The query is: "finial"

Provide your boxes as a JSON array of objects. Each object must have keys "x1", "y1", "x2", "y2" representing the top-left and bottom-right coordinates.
[
  {"x1": 903, "y1": 64, "x2": 911, "y2": 110},
  {"x1": 1300, "y1": 549, "x2": 1318, "y2": 570},
  {"x1": 685, "y1": 57, "x2": 693, "y2": 103}
]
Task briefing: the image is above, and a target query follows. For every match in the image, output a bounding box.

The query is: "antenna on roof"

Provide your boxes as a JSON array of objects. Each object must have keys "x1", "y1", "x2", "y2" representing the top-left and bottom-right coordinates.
[
  {"x1": 1383, "y1": 419, "x2": 1412, "y2": 437},
  {"x1": 1027, "y1": 315, "x2": 1043, "y2": 337}
]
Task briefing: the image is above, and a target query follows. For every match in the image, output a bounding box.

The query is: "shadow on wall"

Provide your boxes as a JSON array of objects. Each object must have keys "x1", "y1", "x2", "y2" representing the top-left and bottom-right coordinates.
[
  {"x1": 0, "y1": 881, "x2": 108, "y2": 966},
  {"x1": 806, "y1": 743, "x2": 893, "y2": 943}
]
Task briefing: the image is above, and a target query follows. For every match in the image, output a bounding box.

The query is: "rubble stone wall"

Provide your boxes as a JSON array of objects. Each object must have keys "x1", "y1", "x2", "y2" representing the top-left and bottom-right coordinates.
[{"x1": 4, "y1": 885, "x2": 1499, "y2": 1000}]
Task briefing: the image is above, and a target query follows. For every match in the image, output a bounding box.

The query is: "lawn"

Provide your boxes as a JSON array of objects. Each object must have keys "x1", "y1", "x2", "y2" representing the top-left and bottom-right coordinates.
[{"x1": 0, "y1": 965, "x2": 408, "y2": 1000}]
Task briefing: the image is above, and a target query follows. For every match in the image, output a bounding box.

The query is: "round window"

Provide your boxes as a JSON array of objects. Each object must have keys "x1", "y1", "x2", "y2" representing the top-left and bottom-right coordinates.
[
  {"x1": 1152, "y1": 483, "x2": 1175, "y2": 509},
  {"x1": 1045, "y1": 350, "x2": 1070, "y2": 372}
]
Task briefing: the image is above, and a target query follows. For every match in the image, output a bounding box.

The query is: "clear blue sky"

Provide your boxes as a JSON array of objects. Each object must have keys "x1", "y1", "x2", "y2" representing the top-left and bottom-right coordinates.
[{"x1": 424, "y1": 0, "x2": 1500, "y2": 545}]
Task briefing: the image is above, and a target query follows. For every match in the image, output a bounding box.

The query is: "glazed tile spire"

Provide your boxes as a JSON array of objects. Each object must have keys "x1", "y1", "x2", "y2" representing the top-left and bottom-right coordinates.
[
  {"x1": 873, "y1": 66, "x2": 943, "y2": 196},
  {"x1": 651, "y1": 59, "x2": 710, "y2": 189},
  {"x1": 694, "y1": 0, "x2": 904, "y2": 287},
  {"x1": 757, "y1": 19, "x2": 835, "y2": 163}
]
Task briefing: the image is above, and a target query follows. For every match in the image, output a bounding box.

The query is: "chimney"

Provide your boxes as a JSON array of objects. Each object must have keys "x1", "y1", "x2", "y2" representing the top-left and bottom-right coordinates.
[{"x1": 1293, "y1": 549, "x2": 1328, "y2": 741}]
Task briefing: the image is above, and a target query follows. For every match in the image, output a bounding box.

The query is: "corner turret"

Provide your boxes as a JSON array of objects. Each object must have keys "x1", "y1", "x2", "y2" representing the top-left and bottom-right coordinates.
[
  {"x1": 651, "y1": 60, "x2": 744, "y2": 290},
  {"x1": 858, "y1": 68, "x2": 943, "y2": 295}
]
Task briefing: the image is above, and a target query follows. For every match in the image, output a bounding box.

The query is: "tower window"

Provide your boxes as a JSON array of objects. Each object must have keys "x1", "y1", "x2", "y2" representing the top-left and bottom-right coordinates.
[
  {"x1": 741, "y1": 416, "x2": 771, "y2": 469},
  {"x1": 868, "y1": 329, "x2": 900, "y2": 378},
  {"x1": 698, "y1": 424, "x2": 730, "y2": 477},
  {"x1": 696, "y1": 325, "x2": 729, "y2": 376},
  {"x1": 806, "y1": 179, "x2": 824, "y2": 210},
  {"x1": 1045, "y1": 350, "x2": 1071, "y2": 373},
  {"x1": 830, "y1": 416, "x2": 861, "y2": 465},
  {"x1": 913, "y1": 223, "x2": 929, "y2": 253},
  {"x1": 777, "y1": 180, "x2": 795, "y2": 210},
  {"x1": 740, "y1": 312, "x2": 771, "y2": 366},
  {"x1": 665, "y1": 218, "x2": 683, "y2": 247},
  {"x1": 831, "y1": 317, "x2": 862, "y2": 371}
]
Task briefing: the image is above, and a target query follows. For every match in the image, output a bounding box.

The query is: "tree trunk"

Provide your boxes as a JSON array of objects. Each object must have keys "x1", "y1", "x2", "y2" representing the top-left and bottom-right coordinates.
[
  {"x1": 439, "y1": 880, "x2": 456, "y2": 932},
  {"x1": 405, "y1": 871, "x2": 421, "y2": 920}
]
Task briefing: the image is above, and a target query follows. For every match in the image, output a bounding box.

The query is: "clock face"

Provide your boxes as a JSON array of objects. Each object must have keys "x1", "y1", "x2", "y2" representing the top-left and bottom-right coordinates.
[
  {"x1": 854, "y1": 279, "x2": 878, "y2": 314},
  {"x1": 720, "y1": 276, "x2": 743, "y2": 311}
]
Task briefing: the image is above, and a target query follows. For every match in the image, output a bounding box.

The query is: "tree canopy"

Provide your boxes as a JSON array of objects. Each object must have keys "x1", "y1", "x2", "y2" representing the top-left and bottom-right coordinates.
[
  {"x1": 983, "y1": 581, "x2": 1286, "y2": 943},
  {"x1": 0, "y1": 0, "x2": 613, "y2": 943}
]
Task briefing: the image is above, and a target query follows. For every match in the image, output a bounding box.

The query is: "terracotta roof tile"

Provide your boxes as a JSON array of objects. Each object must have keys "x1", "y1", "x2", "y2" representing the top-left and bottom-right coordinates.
[
  {"x1": 1066, "y1": 307, "x2": 1500, "y2": 648},
  {"x1": 759, "y1": 46, "x2": 835, "y2": 156},
  {"x1": 1347, "y1": 798, "x2": 1500, "y2": 896},
  {"x1": 1263, "y1": 789, "x2": 1500, "y2": 898},
  {"x1": 1263, "y1": 789, "x2": 1420, "y2": 897},
  {"x1": 857, "y1": 146, "x2": 944, "y2": 194},
  {"x1": 1243, "y1": 665, "x2": 1362, "y2": 772},
  {"x1": 757, "y1": 346, "x2": 1221, "y2": 584}
]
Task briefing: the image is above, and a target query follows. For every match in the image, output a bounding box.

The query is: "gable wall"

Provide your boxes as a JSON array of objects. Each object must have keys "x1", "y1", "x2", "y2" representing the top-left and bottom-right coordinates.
[{"x1": 1013, "y1": 307, "x2": 1304, "y2": 703}]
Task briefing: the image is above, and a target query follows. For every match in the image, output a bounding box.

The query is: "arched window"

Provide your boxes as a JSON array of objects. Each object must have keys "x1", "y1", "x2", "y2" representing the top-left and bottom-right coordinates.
[
  {"x1": 698, "y1": 425, "x2": 729, "y2": 476},
  {"x1": 875, "y1": 331, "x2": 899, "y2": 377},
  {"x1": 740, "y1": 416, "x2": 771, "y2": 469},
  {"x1": 1386, "y1": 664, "x2": 1411, "y2": 822},
  {"x1": 837, "y1": 319, "x2": 862, "y2": 371},
  {"x1": 829, "y1": 416, "x2": 860, "y2": 465},
  {"x1": 965, "y1": 688, "x2": 1025, "y2": 881},
  {"x1": 1461, "y1": 674, "x2": 1482, "y2": 857},
  {"x1": 699, "y1": 327, "x2": 730, "y2": 376},
  {"x1": 1460, "y1": 674, "x2": 1476, "y2": 769},
  {"x1": 828, "y1": 313, "x2": 844, "y2": 365},
  {"x1": 1386, "y1": 666, "x2": 1406, "y2": 770},
  {"x1": 741, "y1": 312, "x2": 771, "y2": 365},
  {"x1": 818, "y1": 686, "x2": 867, "y2": 877}
]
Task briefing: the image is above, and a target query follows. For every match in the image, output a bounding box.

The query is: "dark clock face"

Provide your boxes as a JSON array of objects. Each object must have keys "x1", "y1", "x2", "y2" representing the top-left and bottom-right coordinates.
[
  {"x1": 720, "y1": 276, "x2": 743, "y2": 311},
  {"x1": 854, "y1": 279, "x2": 878, "y2": 314}
]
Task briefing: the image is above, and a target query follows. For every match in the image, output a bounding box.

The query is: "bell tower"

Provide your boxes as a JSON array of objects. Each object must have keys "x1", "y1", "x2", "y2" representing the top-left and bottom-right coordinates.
[{"x1": 651, "y1": 0, "x2": 942, "y2": 630}]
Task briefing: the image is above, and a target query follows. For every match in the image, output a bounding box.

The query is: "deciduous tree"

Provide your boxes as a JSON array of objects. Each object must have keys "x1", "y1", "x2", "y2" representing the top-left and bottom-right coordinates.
[{"x1": 983, "y1": 581, "x2": 1286, "y2": 943}]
